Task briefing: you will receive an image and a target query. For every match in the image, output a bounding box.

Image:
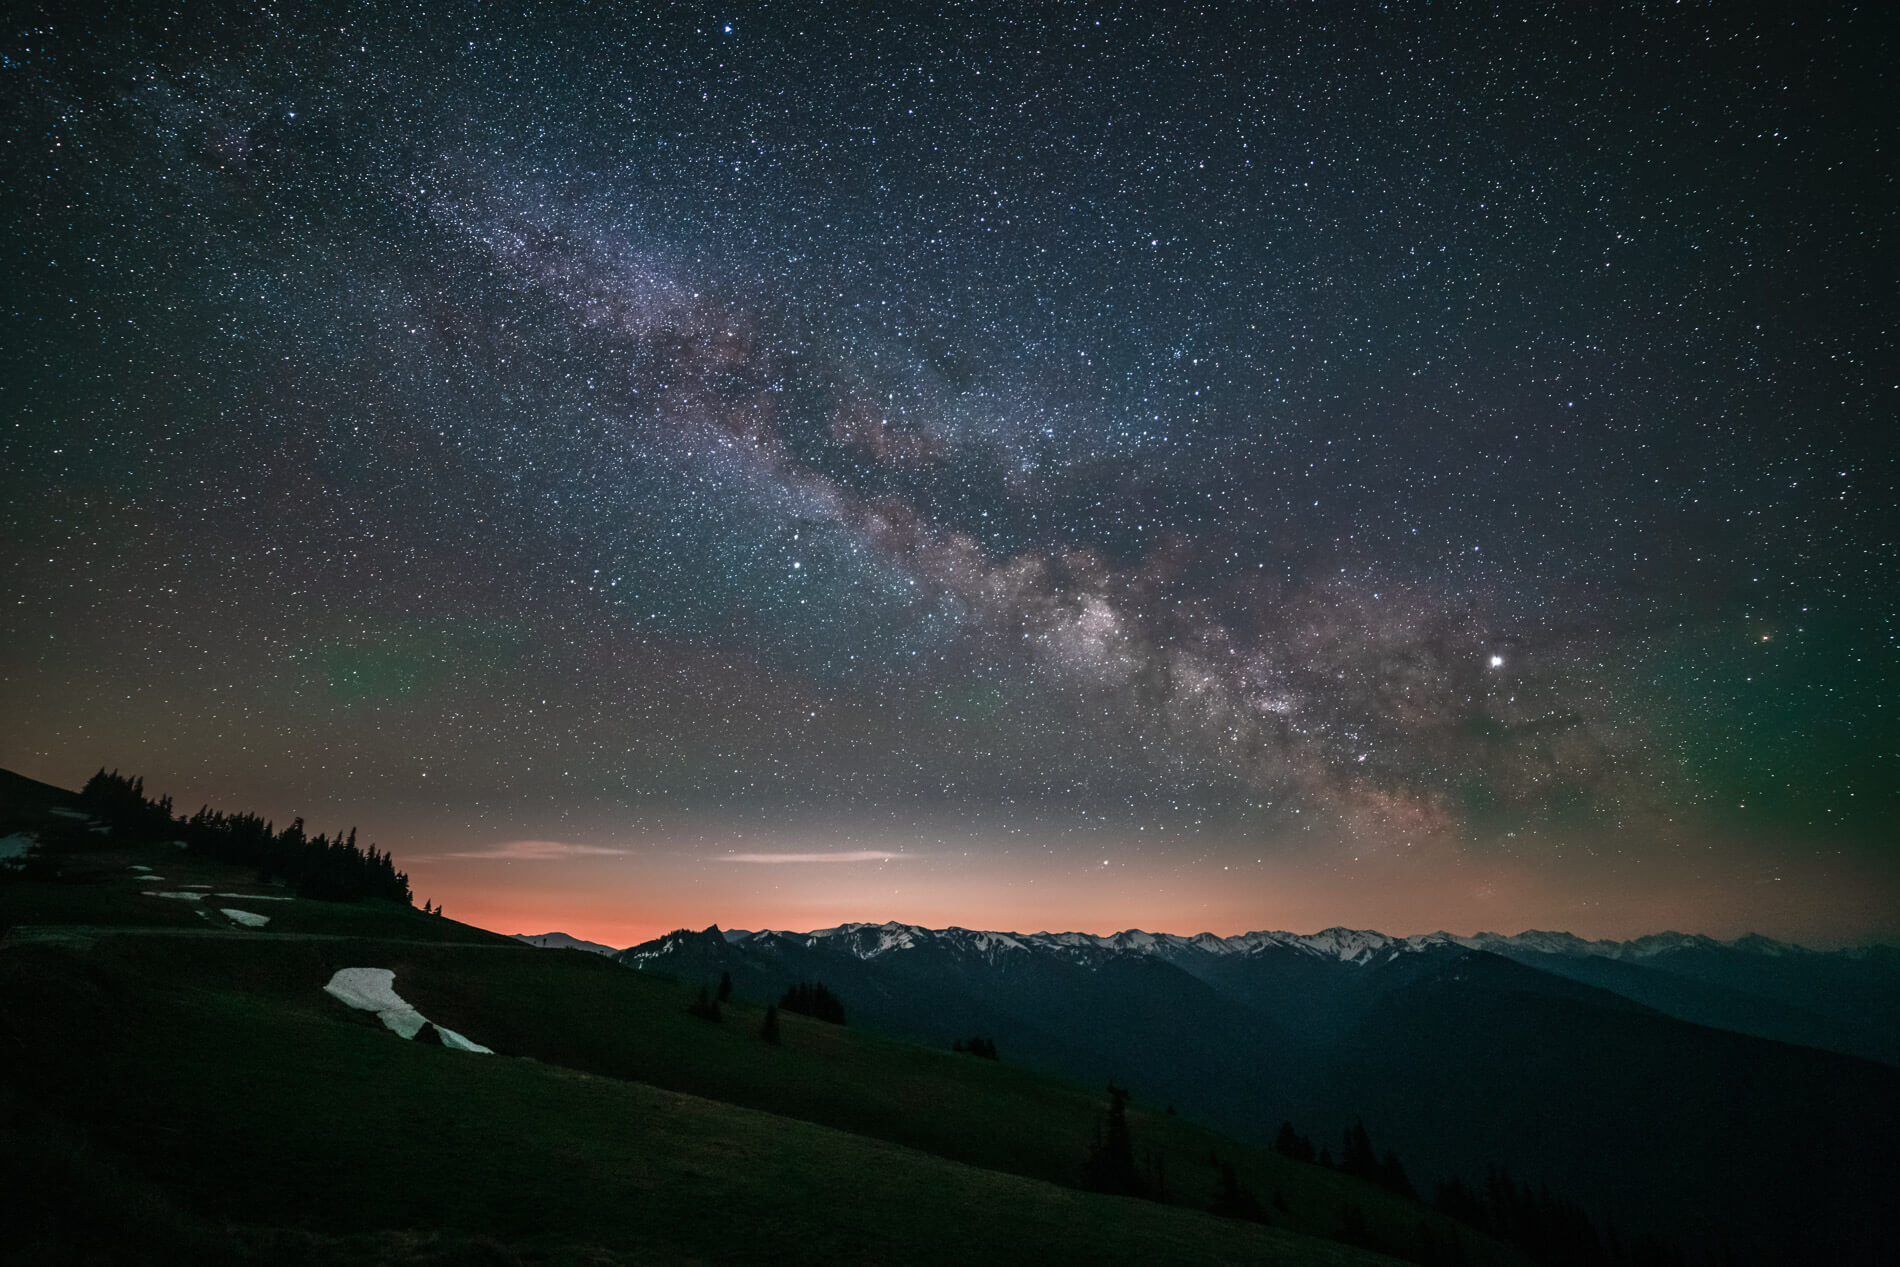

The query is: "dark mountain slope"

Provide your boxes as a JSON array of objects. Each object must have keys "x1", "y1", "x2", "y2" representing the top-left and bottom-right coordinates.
[
  {"x1": 1495, "y1": 945, "x2": 1900, "y2": 1066},
  {"x1": 626, "y1": 924, "x2": 1900, "y2": 1264},
  {"x1": 626, "y1": 923, "x2": 1298, "y2": 1128},
  {"x1": 1293, "y1": 951, "x2": 1900, "y2": 1265}
]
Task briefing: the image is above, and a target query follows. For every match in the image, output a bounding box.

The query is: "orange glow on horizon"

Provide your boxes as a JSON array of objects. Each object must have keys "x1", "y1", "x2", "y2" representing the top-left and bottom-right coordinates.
[{"x1": 403, "y1": 827, "x2": 1899, "y2": 953}]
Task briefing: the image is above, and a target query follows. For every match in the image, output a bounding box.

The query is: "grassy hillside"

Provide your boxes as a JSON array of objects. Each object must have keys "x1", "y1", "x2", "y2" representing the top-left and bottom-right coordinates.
[
  {"x1": 3, "y1": 940, "x2": 1398, "y2": 1266},
  {"x1": 0, "y1": 787, "x2": 1512, "y2": 1265}
]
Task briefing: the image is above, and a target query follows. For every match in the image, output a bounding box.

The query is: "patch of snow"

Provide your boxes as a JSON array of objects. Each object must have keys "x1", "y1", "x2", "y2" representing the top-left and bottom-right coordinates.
[
  {"x1": 137, "y1": 875, "x2": 165, "y2": 882},
  {"x1": 89, "y1": 825, "x2": 112, "y2": 834},
  {"x1": 321, "y1": 968, "x2": 492, "y2": 1053},
  {"x1": 0, "y1": 832, "x2": 39, "y2": 860},
  {"x1": 145, "y1": 890, "x2": 204, "y2": 901},
  {"x1": 221, "y1": 908, "x2": 271, "y2": 928},
  {"x1": 128, "y1": 864, "x2": 153, "y2": 871},
  {"x1": 324, "y1": 968, "x2": 417, "y2": 1030},
  {"x1": 864, "y1": 924, "x2": 919, "y2": 957},
  {"x1": 172, "y1": 840, "x2": 189, "y2": 849},
  {"x1": 213, "y1": 892, "x2": 294, "y2": 901},
  {"x1": 1283, "y1": 927, "x2": 1396, "y2": 963},
  {"x1": 49, "y1": 808, "x2": 90, "y2": 820}
]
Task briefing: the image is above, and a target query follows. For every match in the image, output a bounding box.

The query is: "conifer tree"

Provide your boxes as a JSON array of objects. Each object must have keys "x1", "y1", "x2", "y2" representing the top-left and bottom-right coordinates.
[
  {"x1": 1080, "y1": 1084, "x2": 1146, "y2": 1197},
  {"x1": 1342, "y1": 1119, "x2": 1379, "y2": 1183},
  {"x1": 1275, "y1": 1121, "x2": 1318, "y2": 1163},
  {"x1": 688, "y1": 984, "x2": 722, "y2": 1021},
  {"x1": 1210, "y1": 1157, "x2": 1269, "y2": 1223}
]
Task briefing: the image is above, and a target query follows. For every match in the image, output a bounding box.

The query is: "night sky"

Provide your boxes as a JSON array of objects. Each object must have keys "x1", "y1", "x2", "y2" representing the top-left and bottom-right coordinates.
[{"x1": 5, "y1": 3, "x2": 1894, "y2": 947}]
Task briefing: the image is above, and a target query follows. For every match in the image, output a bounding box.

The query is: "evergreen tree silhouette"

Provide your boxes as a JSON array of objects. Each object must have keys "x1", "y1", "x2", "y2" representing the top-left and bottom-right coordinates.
[
  {"x1": 716, "y1": 970, "x2": 733, "y2": 1003},
  {"x1": 1379, "y1": 1149, "x2": 1417, "y2": 1200},
  {"x1": 1080, "y1": 1084, "x2": 1146, "y2": 1198},
  {"x1": 1341, "y1": 1118, "x2": 1380, "y2": 1183},
  {"x1": 760, "y1": 1003, "x2": 780, "y2": 1045},
  {"x1": 1275, "y1": 1120, "x2": 1318, "y2": 1163},
  {"x1": 688, "y1": 984, "x2": 722, "y2": 1021},
  {"x1": 1209, "y1": 1156, "x2": 1269, "y2": 1223},
  {"x1": 82, "y1": 770, "x2": 417, "y2": 905}
]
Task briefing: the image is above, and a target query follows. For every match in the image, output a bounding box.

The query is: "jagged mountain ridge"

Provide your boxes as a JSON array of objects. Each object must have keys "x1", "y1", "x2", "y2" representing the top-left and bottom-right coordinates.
[{"x1": 624, "y1": 919, "x2": 1866, "y2": 969}]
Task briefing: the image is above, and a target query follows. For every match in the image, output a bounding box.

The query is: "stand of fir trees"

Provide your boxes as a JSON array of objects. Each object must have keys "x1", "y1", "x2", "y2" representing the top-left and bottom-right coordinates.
[
  {"x1": 81, "y1": 769, "x2": 412, "y2": 905},
  {"x1": 1430, "y1": 1168, "x2": 1689, "y2": 1267},
  {"x1": 779, "y1": 981, "x2": 846, "y2": 1025},
  {"x1": 1274, "y1": 1115, "x2": 1681, "y2": 1267}
]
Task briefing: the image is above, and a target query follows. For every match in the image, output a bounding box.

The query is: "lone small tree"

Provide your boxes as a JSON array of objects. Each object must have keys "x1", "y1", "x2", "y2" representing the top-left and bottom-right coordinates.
[
  {"x1": 717, "y1": 970, "x2": 733, "y2": 1003},
  {"x1": 760, "y1": 1003, "x2": 780, "y2": 1045}
]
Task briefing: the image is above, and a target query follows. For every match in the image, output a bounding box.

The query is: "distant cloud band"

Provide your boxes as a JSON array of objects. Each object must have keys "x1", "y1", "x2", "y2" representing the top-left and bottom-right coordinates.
[
  {"x1": 438, "y1": 840, "x2": 622, "y2": 860},
  {"x1": 718, "y1": 851, "x2": 903, "y2": 864}
]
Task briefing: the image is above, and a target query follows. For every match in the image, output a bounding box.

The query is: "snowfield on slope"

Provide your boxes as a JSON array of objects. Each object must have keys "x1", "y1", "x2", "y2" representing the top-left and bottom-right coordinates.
[{"x1": 322, "y1": 968, "x2": 492, "y2": 1053}]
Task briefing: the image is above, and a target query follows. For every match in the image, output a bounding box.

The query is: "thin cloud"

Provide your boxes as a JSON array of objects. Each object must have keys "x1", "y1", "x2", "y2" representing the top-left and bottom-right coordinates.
[
  {"x1": 437, "y1": 840, "x2": 623, "y2": 860},
  {"x1": 718, "y1": 850, "x2": 904, "y2": 865}
]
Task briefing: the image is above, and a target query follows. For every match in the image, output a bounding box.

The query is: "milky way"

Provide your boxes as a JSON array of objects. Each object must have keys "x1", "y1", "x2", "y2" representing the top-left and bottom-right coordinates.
[{"x1": 4, "y1": 4, "x2": 1893, "y2": 943}]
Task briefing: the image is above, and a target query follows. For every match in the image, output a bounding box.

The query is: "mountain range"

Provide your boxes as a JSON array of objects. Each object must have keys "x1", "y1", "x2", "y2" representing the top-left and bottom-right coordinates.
[
  {"x1": 510, "y1": 930, "x2": 619, "y2": 956},
  {"x1": 607, "y1": 921, "x2": 1900, "y2": 1066},
  {"x1": 610, "y1": 919, "x2": 1900, "y2": 1264}
]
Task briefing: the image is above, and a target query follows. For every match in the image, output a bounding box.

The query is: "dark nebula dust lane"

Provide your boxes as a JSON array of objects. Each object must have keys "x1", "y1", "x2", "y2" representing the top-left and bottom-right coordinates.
[{"x1": 3, "y1": 3, "x2": 1894, "y2": 945}]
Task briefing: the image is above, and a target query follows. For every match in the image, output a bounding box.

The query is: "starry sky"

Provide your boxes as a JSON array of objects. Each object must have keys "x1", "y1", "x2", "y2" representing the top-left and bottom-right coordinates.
[{"x1": 4, "y1": 2, "x2": 1894, "y2": 947}]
